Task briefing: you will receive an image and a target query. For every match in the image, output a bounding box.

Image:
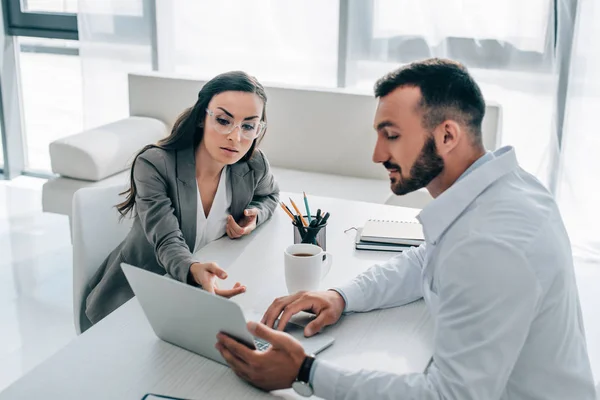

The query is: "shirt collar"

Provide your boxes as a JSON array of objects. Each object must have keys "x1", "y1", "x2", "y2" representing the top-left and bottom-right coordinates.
[
  {"x1": 417, "y1": 146, "x2": 519, "y2": 245},
  {"x1": 456, "y1": 150, "x2": 494, "y2": 182}
]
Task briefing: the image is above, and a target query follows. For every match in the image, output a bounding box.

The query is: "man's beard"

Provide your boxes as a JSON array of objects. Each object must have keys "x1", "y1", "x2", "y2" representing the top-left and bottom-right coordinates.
[{"x1": 384, "y1": 136, "x2": 444, "y2": 196}]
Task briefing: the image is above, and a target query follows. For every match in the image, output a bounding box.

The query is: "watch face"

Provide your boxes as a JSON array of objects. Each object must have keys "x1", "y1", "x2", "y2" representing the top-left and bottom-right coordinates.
[{"x1": 292, "y1": 381, "x2": 314, "y2": 397}]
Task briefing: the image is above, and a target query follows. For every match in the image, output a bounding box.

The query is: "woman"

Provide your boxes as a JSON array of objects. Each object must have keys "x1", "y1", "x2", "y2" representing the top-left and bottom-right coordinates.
[{"x1": 85, "y1": 71, "x2": 279, "y2": 326}]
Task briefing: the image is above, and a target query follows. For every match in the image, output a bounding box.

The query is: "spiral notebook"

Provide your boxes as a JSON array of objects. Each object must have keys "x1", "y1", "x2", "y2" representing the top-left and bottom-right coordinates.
[{"x1": 360, "y1": 219, "x2": 425, "y2": 246}]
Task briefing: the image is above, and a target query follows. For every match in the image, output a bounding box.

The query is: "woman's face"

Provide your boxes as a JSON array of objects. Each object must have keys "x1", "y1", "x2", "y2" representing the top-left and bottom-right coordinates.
[{"x1": 202, "y1": 91, "x2": 264, "y2": 165}]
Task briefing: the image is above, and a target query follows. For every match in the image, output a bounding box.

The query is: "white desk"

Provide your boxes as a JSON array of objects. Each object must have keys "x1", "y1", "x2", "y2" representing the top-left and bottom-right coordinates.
[{"x1": 0, "y1": 194, "x2": 434, "y2": 400}]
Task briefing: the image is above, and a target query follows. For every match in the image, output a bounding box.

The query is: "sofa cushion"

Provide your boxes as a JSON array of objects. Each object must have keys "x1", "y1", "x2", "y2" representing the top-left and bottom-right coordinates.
[
  {"x1": 49, "y1": 117, "x2": 167, "y2": 181},
  {"x1": 42, "y1": 171, "x2": 130, "y2": 218}
]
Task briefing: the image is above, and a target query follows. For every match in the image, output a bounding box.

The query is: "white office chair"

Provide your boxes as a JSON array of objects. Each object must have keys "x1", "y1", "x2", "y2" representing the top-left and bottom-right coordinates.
[
  {"x1": 385, "y1": 102, "x2": 503, "y2": 209},
  {"x1": 71, "y1": 184, "x2": 133, "y2": 334}
]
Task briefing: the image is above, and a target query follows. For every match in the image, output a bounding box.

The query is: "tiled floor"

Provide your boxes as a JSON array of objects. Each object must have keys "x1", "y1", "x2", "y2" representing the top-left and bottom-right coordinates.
[
  {"x1": 0, "y1": 176, "x2": 599, "y2": 394},
  {"x1": 0, "y1": 177, "x2": 74, "y2": 392}
]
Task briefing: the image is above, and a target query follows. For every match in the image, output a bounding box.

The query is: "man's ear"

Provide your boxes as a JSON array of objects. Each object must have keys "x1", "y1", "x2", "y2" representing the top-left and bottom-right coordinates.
[{"x1": 435, "y1": 120, "x2": 462, "y2": 156}]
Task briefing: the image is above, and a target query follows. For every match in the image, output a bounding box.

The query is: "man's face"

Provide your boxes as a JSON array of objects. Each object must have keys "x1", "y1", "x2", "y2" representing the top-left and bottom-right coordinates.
[{"x1": 372, "y1": 86, "x2": 444, "y2": 195}]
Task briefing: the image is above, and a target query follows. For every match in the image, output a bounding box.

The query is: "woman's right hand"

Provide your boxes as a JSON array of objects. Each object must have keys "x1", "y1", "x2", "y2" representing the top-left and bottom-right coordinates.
[{"x1": 189, "y1": 262, "x2": 246, "y2": 298}]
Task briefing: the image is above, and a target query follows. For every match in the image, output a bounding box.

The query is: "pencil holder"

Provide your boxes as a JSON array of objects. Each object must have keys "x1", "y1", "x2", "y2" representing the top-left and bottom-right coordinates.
[{"x1": 293, "y1": 215, "x2": 327, "y2": 251}]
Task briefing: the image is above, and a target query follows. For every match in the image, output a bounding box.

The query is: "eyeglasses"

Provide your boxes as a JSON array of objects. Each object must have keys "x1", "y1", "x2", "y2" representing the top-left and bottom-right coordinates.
[{"x1": 205, "y1": 108, "x2": 266, "y2": 140}]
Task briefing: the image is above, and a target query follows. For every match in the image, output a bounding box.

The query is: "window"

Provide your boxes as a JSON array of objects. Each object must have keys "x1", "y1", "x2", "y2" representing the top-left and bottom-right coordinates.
[
  {"x1": 0, "y1": 0, "x2": 81, "y2": 177},
  {"x1": 0, "y1": 0, "x2": 570, "y2": 191},
  {"x1": 163, "y1": 1, "x2": 339, "y2": 88},
  {"x1": 0, "y1": 128, "x2": 4, "y2": 170},
  {"x1": 342, "y1": 0, "x2": 557, "y2": 184},
  {"x1": 343, "y1": 0, "x2": 554, "y2": 89},
  {"x1": 21, "y1": 0, "x2": 77, "y2": 13},
  {"x1": 19, "y1": 37, "x2": 83, "y2": 172},
  {"x1": 4, "y1": 0, "x2": 78, "y2": 40}
]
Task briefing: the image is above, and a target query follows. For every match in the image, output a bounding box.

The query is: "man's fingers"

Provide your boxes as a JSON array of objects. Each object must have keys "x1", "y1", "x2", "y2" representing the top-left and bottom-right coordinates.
[
  {"x1": 217, "y1": 333, "x2": 255, "y2": 361},
  {"x1": 304, "y1": 313, "x2": 332, "y2": 337},
  {"x1": 261, "y1": 293, "x2": 303, "y2": 328},
  {"x1": 216, "y1": 342, "x2": 251, "y2": 378},
  {"x1": 277, "y1": 298, "x2": 314, "y2": 332},
  {"x1": 247, "y1": 321, "x2": 287, "y2": 348}
]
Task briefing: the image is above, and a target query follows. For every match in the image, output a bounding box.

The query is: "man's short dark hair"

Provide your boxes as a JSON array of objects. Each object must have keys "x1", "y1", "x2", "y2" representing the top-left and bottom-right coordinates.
[{"x1": 374, "y1": 58, "x2": 486, "y2": 144}]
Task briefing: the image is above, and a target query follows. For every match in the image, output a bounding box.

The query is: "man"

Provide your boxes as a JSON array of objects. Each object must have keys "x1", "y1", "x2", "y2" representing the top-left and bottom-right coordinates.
[{"x1": 216, "y1": 58, "x2": 596, "y2": 399}]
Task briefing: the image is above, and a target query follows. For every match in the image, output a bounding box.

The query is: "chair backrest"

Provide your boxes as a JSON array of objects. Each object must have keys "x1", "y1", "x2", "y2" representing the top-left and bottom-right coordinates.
[{"x1": 71, "y1": 185, "x2": 133, "y2": 334}]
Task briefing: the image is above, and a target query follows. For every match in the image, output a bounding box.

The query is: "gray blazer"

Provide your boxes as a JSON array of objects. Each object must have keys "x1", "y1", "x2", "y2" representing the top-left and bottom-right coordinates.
[{"x1": 85, "y1": 146, "x2": 279, "y2": 326}]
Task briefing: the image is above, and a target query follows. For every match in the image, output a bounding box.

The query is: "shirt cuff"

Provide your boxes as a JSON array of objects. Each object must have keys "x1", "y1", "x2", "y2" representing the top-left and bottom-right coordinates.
[
  {"x1": 328, "y1": 288, "x2": 349, "y2": 313},
  {"x1": 331, "y1": 280, "x2": 366, "y2": 313},
  {"x1": 311, "y1": 359, "x2": 342, "y2": 400}
]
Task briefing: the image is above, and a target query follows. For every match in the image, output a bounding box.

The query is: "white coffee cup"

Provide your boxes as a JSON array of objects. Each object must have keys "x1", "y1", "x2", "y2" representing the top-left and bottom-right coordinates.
[{"x1": 284, "y1": 243, "x2": 333, "y2": 294}]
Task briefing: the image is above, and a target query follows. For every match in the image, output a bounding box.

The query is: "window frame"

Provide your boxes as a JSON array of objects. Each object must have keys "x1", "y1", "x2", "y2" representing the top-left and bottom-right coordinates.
[{"x1": 3, "y1": 0, "x2": 78, "y2": 40}]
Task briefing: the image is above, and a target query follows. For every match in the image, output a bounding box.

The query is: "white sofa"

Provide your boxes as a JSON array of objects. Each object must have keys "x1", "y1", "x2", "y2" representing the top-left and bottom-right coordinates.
[{"x1": 42, "y1": 72, "x2": 502, "y2": 219}]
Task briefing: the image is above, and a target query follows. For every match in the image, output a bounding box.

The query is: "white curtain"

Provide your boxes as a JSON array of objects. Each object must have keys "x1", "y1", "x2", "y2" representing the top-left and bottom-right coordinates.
[
  {"x1": 77, "y1": 0, "x2": 338, "y2": 128},
  {"x1": 159, "y1": 0, "x2": 339, "y2": 88},
  {"x1": 345, "y1": 0, "x2": 559, "y2": 189},
  {"x1": 556, "y1": 0, "x2": 600, "y2": 261},
  {"x1": 372, "y1": 0, "x2": 550, "y2": 52},
  {"x1": 555, "y1": 1, "x2": 600, "y2": 387},
  {"x1": 78, "y1": 0, "x2": 154, "y2": 129}
]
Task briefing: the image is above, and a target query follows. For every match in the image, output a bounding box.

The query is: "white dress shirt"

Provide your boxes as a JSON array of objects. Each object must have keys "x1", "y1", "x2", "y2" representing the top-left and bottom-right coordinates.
[
  {"x1": 313, "y1": 147, "x2": 595, "y2": 400},
  {"x1": 193, "y1": 166, "x2": 232, "y2": 253}
]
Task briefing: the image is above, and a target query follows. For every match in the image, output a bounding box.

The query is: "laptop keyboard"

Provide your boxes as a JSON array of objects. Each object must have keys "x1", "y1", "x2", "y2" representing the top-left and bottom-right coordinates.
[{"x1": 254, "y1": 338, "x2": 271, "y2": 352}]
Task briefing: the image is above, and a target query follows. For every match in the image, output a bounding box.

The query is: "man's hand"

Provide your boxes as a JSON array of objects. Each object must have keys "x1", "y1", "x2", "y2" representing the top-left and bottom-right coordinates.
[
  {"x1": 216, "y1": 321, "x2": 306, "y2": 392},
  {"x1": 262, "y1": 290, "x2": 346, "y2": 337},
  {"x1": 226, "y1": 208, "x2": 259, "y2": 239}
]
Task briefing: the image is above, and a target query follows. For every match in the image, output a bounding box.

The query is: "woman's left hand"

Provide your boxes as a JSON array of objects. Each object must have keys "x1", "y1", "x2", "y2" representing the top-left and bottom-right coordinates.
[{"x1": 226, "y1": 208, "x2": 259, "y2": 239}]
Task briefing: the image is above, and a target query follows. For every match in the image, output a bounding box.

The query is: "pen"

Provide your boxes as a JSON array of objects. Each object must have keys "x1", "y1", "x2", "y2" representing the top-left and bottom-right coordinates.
[{"x1": 303, "y1": 192, "x2": 312, "y2": 223}]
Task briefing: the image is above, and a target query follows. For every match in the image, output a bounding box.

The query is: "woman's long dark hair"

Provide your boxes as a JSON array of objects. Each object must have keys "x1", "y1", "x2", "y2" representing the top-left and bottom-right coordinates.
[{"x1": 117, "y1": 71, "x2": 268, "y2": 217}]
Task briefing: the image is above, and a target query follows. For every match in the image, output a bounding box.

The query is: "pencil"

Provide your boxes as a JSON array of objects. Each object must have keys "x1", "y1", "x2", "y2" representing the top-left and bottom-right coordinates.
[
  {"x1": 289, "y1": 197, "x2": 308, "y2": 227},
  {"x1": 303, "y1": 192, "x2": 312, "y2": 223},
  {"x1": 279, "y1": 202, "x2": 295, "y2": 221},
  {"x1": 282, "y1": 202, "x2": 295, "y2": 217}
]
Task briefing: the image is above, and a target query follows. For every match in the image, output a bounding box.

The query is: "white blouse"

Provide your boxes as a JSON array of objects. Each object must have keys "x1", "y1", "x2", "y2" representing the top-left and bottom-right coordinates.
[{"x1": 193, "y1": 167, "x2": 232, "y2": 253}]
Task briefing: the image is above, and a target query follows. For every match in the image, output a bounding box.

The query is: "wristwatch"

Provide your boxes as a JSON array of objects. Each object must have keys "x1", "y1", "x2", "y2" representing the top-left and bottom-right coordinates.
[{"x1": 292, "y1": 354, "x2": 316, "y2": 397}]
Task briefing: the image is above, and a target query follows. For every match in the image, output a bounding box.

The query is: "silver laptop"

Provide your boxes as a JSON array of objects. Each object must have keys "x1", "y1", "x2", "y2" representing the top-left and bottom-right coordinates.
[{"x1": 121, "y1": 263, "x2": 334, "y2": 365}]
